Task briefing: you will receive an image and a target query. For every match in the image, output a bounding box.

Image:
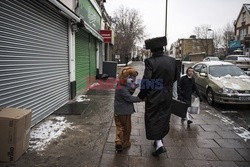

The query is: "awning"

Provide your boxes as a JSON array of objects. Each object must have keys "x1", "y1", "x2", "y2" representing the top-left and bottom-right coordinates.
[{"x1": 83, "y1": 21, "x2": 103, "y2": 42}]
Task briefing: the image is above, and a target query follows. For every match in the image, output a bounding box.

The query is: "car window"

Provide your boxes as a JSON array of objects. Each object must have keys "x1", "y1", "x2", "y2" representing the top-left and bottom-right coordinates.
[
  {"x1": 194, "y1": 64, "x2": 202, "y2": 72},
  {"x1": 200, "y1": 65, "x2": 207, "y2": 73},
  {"x1": 225, "y1": 56, "x2": 236, "y2": 60},
  {"x1": 238, "y1": 57, "x2": 250, "y2": 61},
  {"x1": 210, "y1": 57, "x2": 219, "y2": 61},
  {"x1": 209, "y1": 65, "x2": 246, "y2": 77}
]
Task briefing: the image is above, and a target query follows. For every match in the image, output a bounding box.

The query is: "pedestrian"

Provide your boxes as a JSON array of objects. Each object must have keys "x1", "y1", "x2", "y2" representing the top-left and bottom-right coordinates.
[
  {"x1": 114, "y1": 66, "x2": 141, "y2": 152},
  {"x1": 177, "y1": 67, "x2": 202, "y2": 125},
  {"x1": 125, "y1": 55, "x2": 129, "y2": 66},
  {"x1": 138, "y1": 36, "x2": 178, "y2": 156}
]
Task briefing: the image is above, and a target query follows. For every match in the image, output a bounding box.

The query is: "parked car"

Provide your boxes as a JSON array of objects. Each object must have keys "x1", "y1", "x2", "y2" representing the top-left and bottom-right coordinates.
[
  {"x1": 192, "y1": 61, "x2": 250, "y2": 105},
  {"x1": 224, "y1": 55, "x2": 250, "y2": 71},
  {"x1": 203, "y1": 57, "x2": 220, "y2": 62}
]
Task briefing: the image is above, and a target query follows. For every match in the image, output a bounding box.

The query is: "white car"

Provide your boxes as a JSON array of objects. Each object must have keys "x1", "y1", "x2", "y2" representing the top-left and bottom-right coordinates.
[
  {"x1": 203, "y1": 57, "x2": 220, "y2": 62},
  {"x1": 224, "y1": 55, "x2": 250, "y2": 71}
]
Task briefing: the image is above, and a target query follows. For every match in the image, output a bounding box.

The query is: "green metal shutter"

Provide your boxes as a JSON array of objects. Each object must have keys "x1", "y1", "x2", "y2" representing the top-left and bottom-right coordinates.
[
  {"x1": 75, "y1": 29, "x2": 89, "y2": 92},
  {"x1": 89, "y1": 36, "x2": 96, "y2": 77}
]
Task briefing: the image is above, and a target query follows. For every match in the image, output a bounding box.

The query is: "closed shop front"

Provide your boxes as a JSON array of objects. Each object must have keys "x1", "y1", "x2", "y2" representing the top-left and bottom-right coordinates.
[
  {"x1": 0, "y1": 0, "x2": 70, "y2": 126},
  {"x1": 75, "y1": 30, "x2": 97, "y2": 92},
  {"x1": 75, "y1": 0, "x2": 102, "y2": 93},
  {"x1": 75, "y1": 29, "x2": 90, "y2": 92}
]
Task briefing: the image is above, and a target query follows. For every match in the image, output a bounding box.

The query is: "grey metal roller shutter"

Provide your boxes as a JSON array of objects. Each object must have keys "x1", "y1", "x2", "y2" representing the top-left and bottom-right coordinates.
[{"x1": 0, "y1": 0, "x2": 70, "y2": 126}]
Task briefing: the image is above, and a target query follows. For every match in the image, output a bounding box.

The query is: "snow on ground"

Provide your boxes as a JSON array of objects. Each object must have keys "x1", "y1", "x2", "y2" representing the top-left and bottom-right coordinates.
[
  {"x1": 205, "y1": 110, "x2": 250, "y2": 141},
  {"x1": 88, "y1": 83, "x2": 100, "y2": 89},
  {"x1": 75, "y1": 95, "x2": 90, "y2": 102},
  {"x1": 29, "y1": 116, "x2": 73, "y2": 151},
  {"x1": 233, "y1": 127, "x2": 250, "y2": 142}
]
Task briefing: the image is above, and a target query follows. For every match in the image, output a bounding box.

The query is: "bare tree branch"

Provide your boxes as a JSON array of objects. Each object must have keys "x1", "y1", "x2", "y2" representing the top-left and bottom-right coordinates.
[{"x1": 112, "y1": 6, "x2": 145, "y2": 60}]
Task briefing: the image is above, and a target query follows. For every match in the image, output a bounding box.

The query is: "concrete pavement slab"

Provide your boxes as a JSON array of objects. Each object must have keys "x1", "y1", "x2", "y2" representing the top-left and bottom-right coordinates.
[
  {"x1": 208, "y1": 161, "x2": 238, "y2": 167},
  {"x1": 235, "y1": 148, "x2": 250, "y2": 161},
  {"x1": 128, "y1": 157, "x2": 185, "y2": 167},
  {"x1": 211, "y1": 148, "x2": 245, "y2": 161},
  {"x1": 214, "y1": 139, "x2": 248, "y2": 148},
  {"x1": 216, "y1": 131, "x2": 241, "y2": 139},
  {"x1": 193, "y1": 139, "x2": 221, "y2": 148},
  {"x1": 234, "y1": 161, "x2": 250, "y2": 167},
  {"x1": 166, "y1": 147, "x2": 194, "y2": 159},
  {"x1": 188, "y1": 148, "x2": 219, "y2": 160},
  {"x1": 183, "y1": 160, "x2": 211, "y2": 167}
]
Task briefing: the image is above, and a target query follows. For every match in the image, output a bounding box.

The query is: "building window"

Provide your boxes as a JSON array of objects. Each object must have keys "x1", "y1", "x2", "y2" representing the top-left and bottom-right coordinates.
[
  {"x1": 240, "y1": 28, "x2": 247, "y2": 40},
  {"x1": 242, "y1": 12, "x2": 246, "y2": 22}
]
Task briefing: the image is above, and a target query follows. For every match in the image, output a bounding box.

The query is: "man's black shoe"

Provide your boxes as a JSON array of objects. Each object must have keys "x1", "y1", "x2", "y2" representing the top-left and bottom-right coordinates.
[
  {"x1": 187, "y1": 120, "x2": 193, "y2": 125},
  {"x1": 152, "y1": 146, "x2": 166, "y2": 156}
]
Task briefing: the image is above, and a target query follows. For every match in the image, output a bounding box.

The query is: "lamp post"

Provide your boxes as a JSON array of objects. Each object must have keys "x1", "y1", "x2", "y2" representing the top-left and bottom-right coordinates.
[{"x1": 165, "y1": 0, "x2": 168, "y2": 53}]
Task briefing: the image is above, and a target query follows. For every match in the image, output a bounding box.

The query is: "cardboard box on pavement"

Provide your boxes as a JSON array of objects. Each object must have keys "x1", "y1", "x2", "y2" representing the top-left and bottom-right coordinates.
[{"x1": 0, "y1": 108, "x2": 32, "y2": 162}]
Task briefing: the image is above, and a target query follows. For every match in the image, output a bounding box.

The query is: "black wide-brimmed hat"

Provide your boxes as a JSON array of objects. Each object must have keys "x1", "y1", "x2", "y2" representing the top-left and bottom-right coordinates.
[{"x1": 145, "y1": 36, "x2": 167, "y2": 49}]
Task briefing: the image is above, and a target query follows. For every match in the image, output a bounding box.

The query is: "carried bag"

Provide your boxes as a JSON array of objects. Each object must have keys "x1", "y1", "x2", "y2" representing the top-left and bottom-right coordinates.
[
  {"x1": 189, "y1": 97, "x2": 200, "y2": 114},
  {"x1": 171, "y1": 98, "x2": 189, "y2": 118}
]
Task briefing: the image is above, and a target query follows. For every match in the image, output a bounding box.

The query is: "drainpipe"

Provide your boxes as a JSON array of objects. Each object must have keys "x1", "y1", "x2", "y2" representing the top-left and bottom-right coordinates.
[{"x1": 68, "y1": 20, "x2": 76, "y2": 99}]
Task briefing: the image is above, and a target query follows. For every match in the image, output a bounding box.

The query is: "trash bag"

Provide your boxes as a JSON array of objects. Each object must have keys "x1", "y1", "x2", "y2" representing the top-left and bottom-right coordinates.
[
  {"x1": 189, "y1": 97, "x2": 200, "y2": 114},
  {"x1": 96, "y1": 74, "x2": 109, "y2": 80}
]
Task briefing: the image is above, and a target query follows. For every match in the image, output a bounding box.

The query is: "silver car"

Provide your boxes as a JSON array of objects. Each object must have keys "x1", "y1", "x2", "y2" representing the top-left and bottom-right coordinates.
[
  {"x1": 203, "y1": 57, "x2": 220, "y2": 61},
  {"x1": 224, "y1": 55, "x2": 250, "y2": 71},
  {"x1": 193, "y1": 61, "x2": 250, "y2": 105}
]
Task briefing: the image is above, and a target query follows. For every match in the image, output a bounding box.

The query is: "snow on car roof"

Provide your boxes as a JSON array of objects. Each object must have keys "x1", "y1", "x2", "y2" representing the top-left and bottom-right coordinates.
[{"x1": 194, "y1": 61, "x2": 233, "y2": 66}]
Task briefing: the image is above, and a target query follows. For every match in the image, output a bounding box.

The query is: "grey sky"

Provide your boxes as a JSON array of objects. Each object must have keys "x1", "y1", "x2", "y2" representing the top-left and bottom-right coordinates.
[{"x1": 104, "y1": 0, "x2": 250, "y2": 48}]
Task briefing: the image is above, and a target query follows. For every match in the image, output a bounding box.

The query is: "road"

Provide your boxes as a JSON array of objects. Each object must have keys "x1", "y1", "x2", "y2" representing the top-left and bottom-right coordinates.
[{"x1": 202, "y1": 98, "x2": 250, "y2": 131}]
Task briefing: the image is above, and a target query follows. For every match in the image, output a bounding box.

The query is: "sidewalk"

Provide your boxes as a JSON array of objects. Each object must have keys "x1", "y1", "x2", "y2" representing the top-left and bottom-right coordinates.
[{"x1": 99, "y1": 61, "x2": 250, "y2": 167}]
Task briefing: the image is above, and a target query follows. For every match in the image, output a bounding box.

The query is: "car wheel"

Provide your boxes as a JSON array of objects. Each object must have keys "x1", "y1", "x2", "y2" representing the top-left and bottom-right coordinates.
[{"x1": 206, "y1": 88, "x2": 214, "y2": 105}]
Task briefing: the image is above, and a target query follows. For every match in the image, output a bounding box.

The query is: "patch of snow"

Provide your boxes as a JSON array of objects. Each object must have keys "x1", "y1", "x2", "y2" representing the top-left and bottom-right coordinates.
[
  {"x1": 88, "y1": 82, "x2": 100, "y2": 89},
  {"x1": 231, "y1": 83, "x2": 241, "y2": 90},
  {"x1": 233, "y1": 127, "x2": 250, "y2": 142},
  {"x1": 242, "y1": 78, "x2": 250, "y2": 83},
  {"x1": 224, "y1": 74, "x2": 232, "y2": 78},
  {"x1": 29, "y1": 116, "x2": 72, "y2": 151},
  {"x1": 205, "y1": 110, "x2": 250, "y2": 141},
  {"x1": 75, "y1": 95, "x2": 91, "y2": 102},
  {"x1": 205, "y1": 110, "x2": 234, "y2": 125},
  {"x1": 221, "y1": 111, "x2": 238, "y2": 114},
  {"x1": 211, "y1": 75, "x2": 250, "y2": 80}
]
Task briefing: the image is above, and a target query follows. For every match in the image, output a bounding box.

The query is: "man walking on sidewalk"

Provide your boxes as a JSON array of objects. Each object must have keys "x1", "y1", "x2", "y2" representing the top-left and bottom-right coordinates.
[{"x1": 138, "y1": 36, "x2": 178, "y2": 156}]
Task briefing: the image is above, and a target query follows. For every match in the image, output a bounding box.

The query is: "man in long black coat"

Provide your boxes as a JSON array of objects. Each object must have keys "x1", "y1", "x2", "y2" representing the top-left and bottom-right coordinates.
[{"x1": 138, "y1": 37, "x2": 178, "y2": 156}]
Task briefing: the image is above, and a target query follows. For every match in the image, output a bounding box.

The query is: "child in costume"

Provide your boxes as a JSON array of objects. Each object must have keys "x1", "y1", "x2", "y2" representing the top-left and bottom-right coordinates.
[{"x1": 114, "y1": 66, "x2": 141, "y2": 152}]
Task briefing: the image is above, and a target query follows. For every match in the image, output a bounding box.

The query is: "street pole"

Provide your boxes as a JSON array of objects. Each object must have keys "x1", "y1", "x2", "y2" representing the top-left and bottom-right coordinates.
[{"x1": 165, "y1": 0, "x2": 168, "y2": 53}]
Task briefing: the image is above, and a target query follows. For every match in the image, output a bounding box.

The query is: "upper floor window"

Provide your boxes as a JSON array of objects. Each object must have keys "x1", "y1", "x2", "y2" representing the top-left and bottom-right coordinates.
[
  {"x1": 240, "y1": 28, "x2": 247, "y2": 40},
  {"x1": 242, "y1": 12, "x2": 246, "y2": 22}
]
